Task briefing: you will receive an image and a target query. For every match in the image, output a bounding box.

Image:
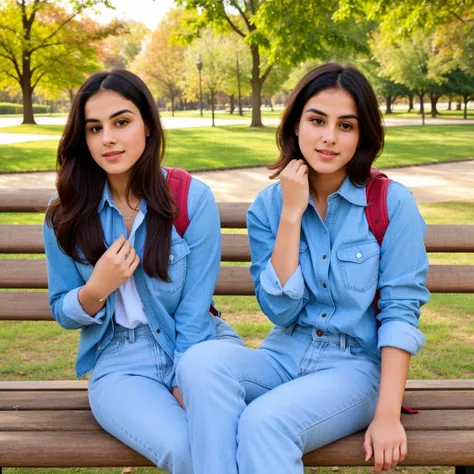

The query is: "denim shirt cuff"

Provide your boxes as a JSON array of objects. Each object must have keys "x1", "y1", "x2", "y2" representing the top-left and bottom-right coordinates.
[
  {"x1": 377, "y1": 320, "x2": 426, "y2": 355},
  {"x1": 63, "y1": 287, "x2": 107, "y2": 326},
  {"x1": 260, "y1": 259, "x2": 305, "y2": 300}
]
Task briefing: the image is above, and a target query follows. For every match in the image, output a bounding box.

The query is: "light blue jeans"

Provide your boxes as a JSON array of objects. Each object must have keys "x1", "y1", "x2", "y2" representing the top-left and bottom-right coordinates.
[
  {"x1": 177, "y1": 324, "x2": 381, "y2": 474},
  {"x1": 88, "y1": 317, "x2": 243, "y2": 474}
]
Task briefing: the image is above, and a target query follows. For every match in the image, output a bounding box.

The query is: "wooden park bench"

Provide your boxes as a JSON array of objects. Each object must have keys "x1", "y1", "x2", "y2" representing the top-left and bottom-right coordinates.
[{"x1": 0, "y1": 188, "x2": 474, "y2": 473}]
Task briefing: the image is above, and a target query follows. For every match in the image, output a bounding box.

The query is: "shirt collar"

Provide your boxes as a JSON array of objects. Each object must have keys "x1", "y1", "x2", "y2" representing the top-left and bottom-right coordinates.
[
  {"x1": 332, "y1": 174, "x2": 367, "y2": 207},
  {"x1": 97, "y1": 180, "x2": 113, "y2": 213}
]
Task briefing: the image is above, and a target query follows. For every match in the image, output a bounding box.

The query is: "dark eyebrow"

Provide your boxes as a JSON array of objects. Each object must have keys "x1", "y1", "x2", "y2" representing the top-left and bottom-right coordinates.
[
  {"x1": 85, "y1": 109, "x2": 134, "y2": 124},
  {"x1": 305, "y1": 108, "x2": 359, "y2": 121}
]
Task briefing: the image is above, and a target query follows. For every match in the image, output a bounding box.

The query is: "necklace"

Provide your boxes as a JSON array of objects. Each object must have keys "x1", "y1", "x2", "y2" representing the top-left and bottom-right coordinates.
[{"x1": 124, "y1": 202, "x2": 140, "y2": 221}]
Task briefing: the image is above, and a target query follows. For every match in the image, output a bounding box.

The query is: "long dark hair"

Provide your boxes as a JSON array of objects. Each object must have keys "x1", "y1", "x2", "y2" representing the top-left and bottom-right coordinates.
[
  {"x1": 269, "y1": 63, "x2": 384, "y2": 185},
  {"x1": 46, "y1": 69, "x2": 175, "y2": 280}
]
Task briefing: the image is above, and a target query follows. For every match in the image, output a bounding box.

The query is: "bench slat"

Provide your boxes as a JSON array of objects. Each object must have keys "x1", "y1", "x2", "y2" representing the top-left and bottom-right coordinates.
[
  {"x1": 2, "y1": 224, "x2": 474, "y2": 254},
  {"x1": 1, "y1": 260, "x2": 474, "y2": 293},
  {"x1": 1, "y1": 409, "x2": 473, "y2": 431},
  {"x1": 1, "y1": 379, "x2": 472, "y2": 392},
  {"x1": 1, "y1": 430, "x2": 473, "y2": 467},
  {"x1": 1, "y1": 389, "x2": 473, "y2": 410}
]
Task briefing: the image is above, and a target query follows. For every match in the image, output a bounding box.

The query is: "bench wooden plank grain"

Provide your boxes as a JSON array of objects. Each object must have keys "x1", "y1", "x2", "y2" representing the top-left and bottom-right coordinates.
[
  {"x1": 2, "y1": 409, "x2": 473, "y2": 431},
  {"x1": 2, "y1": 224, "x2": 474, "y2": 254},
  {"x1": 2, "y1": 260, "x2": 474, "y2": 293},
  {"x1": 1, "y1": 431, "x2": 473, "y2": 467},
  {"x1": 1, "y1": 387, "x2": 473, "y2": 410},
  {"x1": 1, "y1": 379, "x2": 473, "y2": 391}
]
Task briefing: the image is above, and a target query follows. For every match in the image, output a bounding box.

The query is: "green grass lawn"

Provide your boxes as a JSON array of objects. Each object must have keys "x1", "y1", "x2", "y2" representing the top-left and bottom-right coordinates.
[
  {"x1": 0, "y1": 124, "x2": 473, "y2": 173},
  {"x1": 1, "y1": 201, "x2": 473, "y2": 474}
]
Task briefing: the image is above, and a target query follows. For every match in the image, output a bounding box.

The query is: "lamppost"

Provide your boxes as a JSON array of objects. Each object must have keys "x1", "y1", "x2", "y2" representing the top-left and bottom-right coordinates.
[{"x1": 196, "y1": 54, "x2": 203, "y2": 117}]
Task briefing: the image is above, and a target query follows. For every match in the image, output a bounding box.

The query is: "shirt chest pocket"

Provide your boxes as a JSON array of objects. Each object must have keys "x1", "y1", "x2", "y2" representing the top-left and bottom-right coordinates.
[
  {"x1": 337, "y1": 241, "x2": 380, "y2": 293},
  {"x1": 152, "y1": 240, "x2": 190, "y2": 294}
]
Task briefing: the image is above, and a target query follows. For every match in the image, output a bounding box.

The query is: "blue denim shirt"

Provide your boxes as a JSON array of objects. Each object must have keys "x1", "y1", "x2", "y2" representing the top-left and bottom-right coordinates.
[
  {"x1": 43, "y1": 171, "x2": 220, "y2": 380},
  {"x1": 247, "y1": 176, "x2": 430, "y2": 361}
]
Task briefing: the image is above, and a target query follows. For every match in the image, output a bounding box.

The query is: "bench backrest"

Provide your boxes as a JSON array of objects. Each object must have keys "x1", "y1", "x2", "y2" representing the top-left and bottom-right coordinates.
[{"x1": 1, "y1": 189, "x2": 474, "y2": 322}]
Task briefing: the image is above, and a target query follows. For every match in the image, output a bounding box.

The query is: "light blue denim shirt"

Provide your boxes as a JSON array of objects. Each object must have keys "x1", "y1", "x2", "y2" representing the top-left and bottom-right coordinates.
[
  {"x1": 43, "y1": 171, "x2": 220, "y2": 380},
  {"x1": 247, "y1": 175, "x2": 430, "y2": 361}
]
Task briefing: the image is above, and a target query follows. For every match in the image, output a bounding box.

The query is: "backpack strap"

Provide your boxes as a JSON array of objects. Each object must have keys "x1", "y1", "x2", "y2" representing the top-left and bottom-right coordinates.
[
  {"x1": 164, "y1": 167, "x2": 192, "y2": 238},
  {"x1": 163, "y1": 166, "x2": 221, "y2": 319},
  {"x1": 365, "y1": 168, "x2": 391, "y2": 246}
]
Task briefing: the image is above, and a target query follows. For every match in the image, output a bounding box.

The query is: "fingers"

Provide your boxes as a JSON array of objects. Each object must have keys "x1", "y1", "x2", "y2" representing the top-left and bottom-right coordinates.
[
  {"x1": 400, "y1": 437, "x2": 408, "y2": 462},
  {"x1": 374, "y1": 443, "x2": 384, "y2": 473},
  {"x1": 383, "y1": 446, "x2": 393, "y2": 471},
  {"x1": 282, "y1": 159, "x2": 307, "y2": 178},
  {"x1": 108, "y1": 234, "x2": 127, "y2": 252},
  {"x1": 363, "y1": 431, "x2": 373, "y2": 462},
  {"x1": 392, "y1": 446, "x2": 400, "y2": 468},
  {"x1": 116, "y1": 239, "x2": 132, "y2": 259}
]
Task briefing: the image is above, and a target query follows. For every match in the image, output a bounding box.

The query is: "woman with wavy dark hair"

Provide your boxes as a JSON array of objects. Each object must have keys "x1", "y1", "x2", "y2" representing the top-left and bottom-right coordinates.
[
  {"x1": 43, "y1": 69, "x2": 242, "y2": 474},
  {"x1": 177, "y1": 63, "x2": 430, "y2": 474}
]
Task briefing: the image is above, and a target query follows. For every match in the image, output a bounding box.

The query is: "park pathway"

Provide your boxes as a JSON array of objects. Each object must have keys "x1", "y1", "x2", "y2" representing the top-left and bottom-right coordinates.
[{"x1": 0, "y1": 160, "x2": 473, "y2": 205}]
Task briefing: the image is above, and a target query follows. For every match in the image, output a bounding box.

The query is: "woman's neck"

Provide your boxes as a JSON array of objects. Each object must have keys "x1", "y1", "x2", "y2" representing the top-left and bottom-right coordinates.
[
  {"x1": 107, "y1": 173, "x2": 136, "y2": 206},
  {"x1": 309, "y1": 168, "x2": 347, "y2": 204}
]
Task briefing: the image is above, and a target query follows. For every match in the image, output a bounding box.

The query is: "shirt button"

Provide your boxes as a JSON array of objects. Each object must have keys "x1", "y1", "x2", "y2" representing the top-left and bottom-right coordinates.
[
  {"x1": 356, "y1": 252, "x2": 362, "y2": 259},
  {"x1": 97, "y1": 346, "x2": 101, "y2": 350},
  {"x1": 169, "y1": 254, "x2": 174, "y2": 262},
  {"x1": 322, "y1": 254, "x2": 327, "y2": 259},
  {"x1": 316, "y1": 330, "x2": 324, "y2": 337},
  {"x1": 321, "y1": 313, "x2": 327, "y2": 318},
  {"x1": 156, "y1": 329, "x2": 161, "y2": 334},
  {"x1": 322, "y1": 283, "x2": 327, "y2": 288}
]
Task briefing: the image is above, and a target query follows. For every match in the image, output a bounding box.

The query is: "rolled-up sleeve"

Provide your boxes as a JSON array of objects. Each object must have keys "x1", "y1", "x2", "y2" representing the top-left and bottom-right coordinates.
[
  {"x1": 247, "y1": 195, "x2": 309, "y2": 327},
  {"x1": 376, "y1": 182, "x2": 430, "y2": 355},
  {"x1": 43, "y1": 218, "x2": 106, "y2": 330}
]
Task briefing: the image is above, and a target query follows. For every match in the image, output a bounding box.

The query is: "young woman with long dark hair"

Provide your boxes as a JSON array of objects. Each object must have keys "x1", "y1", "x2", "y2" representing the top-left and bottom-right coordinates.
[
  {"x1": 44, "y1": 69, "x2": 242, "y2": 474},
  {"x1": 176, "y1": 63, "x2": 430, "y2": 474}
]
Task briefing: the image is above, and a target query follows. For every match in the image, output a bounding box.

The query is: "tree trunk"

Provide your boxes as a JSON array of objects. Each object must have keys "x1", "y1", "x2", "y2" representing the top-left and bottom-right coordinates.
[
  {"x1": 430, "y1": 94, "x2": 440, "y2": 118},
  {"x1": 408, "y1": 93, "x2": 414, "y2": 113},
  {"x1": 229, "y1": 94, "x2": 235, "y2": 114},
  {"x1": 385, "y1": 95, "x2": 393, "y2": 114},
  {"x1": 270, "y1": 98, "x2": 274, "y2": 112},
  {"x1": 250, "y1": 44, "x2": 263, "y2": 127},
  {"x1": 448, "y1": 97, "x2": 452, "y2": 110},
  {"x1": 456, "y1": 101, "x2": 462, "y2": 110},
  {"x1": 210, "y1": 91, "x2": 215, "y2": 127},
  {"x1": 169, "y1": 87, "x2": 175, "y2": 117},
  {"x1": 21, "y1": 56, "x2": 36, "y2": 124},
  {"x1": 419, "y1": 93, "x2": 425, "y2": 125},
  {"x1": 464, "y1": 96, "x2": 468, "y2": 120}
]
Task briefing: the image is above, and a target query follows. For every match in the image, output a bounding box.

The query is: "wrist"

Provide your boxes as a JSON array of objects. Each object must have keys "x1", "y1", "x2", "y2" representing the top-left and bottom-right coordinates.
[
  {"x1": 281, "y1": 207, "x2": 304, "y2": 224},
  {"x1": 82, "y1": 281, "x2": 109, "y2": 302},
  {"x1": 374, "y1": 406, "x2": 401, "y2": 421}
]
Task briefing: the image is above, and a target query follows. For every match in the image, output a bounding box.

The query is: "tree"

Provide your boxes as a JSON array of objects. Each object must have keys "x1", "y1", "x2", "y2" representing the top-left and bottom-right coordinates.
[
  {"x1": 445, "y1": 69, "x2": 474, "y2": 119},
  {"x1": 371, "y1": 29, "x2": 443, "y2": 125},
  {"x1": 181, "y1": 29, "x2": 231, "y2": 126},
  {"x1": 131, "y1": 12, "x2": 185, "y2": 117},
  {"x1": 175, "y1": 0, "x2": 371, "y2": 127},
  {"x1": 99, "y1": 20, "x2": 150, "y2": 70},
  {"x1": 0, "y1": 0, "x2": 117, "y2": 124}
]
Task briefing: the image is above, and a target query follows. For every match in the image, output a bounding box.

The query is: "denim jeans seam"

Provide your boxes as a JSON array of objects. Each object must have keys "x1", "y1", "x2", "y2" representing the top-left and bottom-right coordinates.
[
  {"x1": 238, "y1": 377, "x2": 276, "y2": 391},
  {"x1": 294, "y1": 388, "x2": 379, "y2": 442},
  {"x1": 300, "y1": 341, "x2": 327, "y2": 376},
  {"x1": 93, "y1": 398, "x2": 163, "y2": 467}
]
